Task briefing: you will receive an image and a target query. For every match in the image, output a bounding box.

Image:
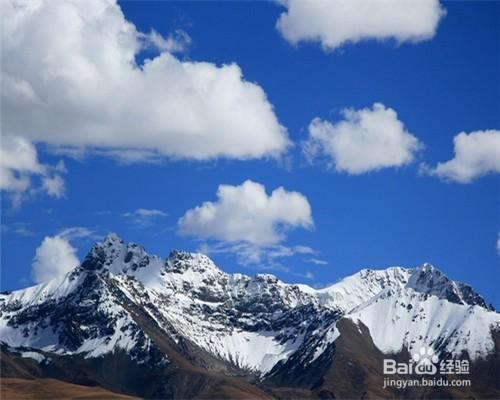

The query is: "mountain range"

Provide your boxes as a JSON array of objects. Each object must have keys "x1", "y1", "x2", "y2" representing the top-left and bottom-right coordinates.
[{"x1": 1, "y1": 234, "x2": 498, "y2": 399}]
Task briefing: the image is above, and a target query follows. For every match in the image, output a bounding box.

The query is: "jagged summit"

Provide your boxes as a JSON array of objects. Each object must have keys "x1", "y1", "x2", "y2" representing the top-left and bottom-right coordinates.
[
  {"x1": 166, "y1": 248, "x2": 223, "y2": 274},
  {"x1": 407, "y1": 263, "x2": 492, "y2": 309},
  {"x1": 79, "y1": 235, "x2": 224, "y2": 277},
  {"x1": 1, "y1": 234, "x2": 497, "y2": 384},
  {"x1": 80, "y1": 233, "x2": 158, "y2": 277},
  {"x1": 52, "y1": 234, "x2": 497, "y2": 315},
  {"x1": 316, "y1": 263, "x2": 491, "y2": 311},
  {"x1": 72, "y1": 235, "x2": 494, "y2": 313},
  {"x1": 80, "y1": 232, "x2": 124, "y2": 271},
  {"x1": 103, "y1": 232, "x2": 123, "y2": 244}
]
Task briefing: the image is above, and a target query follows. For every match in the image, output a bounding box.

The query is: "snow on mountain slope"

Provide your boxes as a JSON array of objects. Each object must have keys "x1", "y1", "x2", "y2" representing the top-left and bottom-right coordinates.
[
  {"x1": 0, "y1": 234, "x2": 498, "y2": 377},
  {"x1": 310, "y1": 264, "x2": 499, "y2": 362},
  {"x1": 347, "y1": 285, "x2": 499, "y2": 359},
  {"x1": 134, "y1": 249, "x2": 336, "y2": 373},
  {"x1": 315, "y1": 263, "x2": 492, "y2": 312},
  {"x1": 0, "y1": 237, "x2": 167, "y2": 364},
  {"x1": 341, "y1": 265, "x2": 500, "y2": 359},
  {"x1": 0, "y1": 234, "x2": 333, "y2": 374},
  {"x1": 316, "y1": 267, "x2": 411, "y2": 312}
]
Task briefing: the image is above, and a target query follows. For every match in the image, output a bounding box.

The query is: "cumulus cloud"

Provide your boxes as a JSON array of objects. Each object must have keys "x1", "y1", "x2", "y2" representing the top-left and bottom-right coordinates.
[
  {"x1": 0, "y1": 135, "x2": 44, "y2": 193},
  {"x1": 178, "y1": 180, "x2": 314, "y2": 246},
  {"x1": 124, "y1": 208, "x2": 168, "y2": 228},
  {"x1": 2, "y1": 0, "x2": 289, "y2": 162},
  {"x1": 182, "y1": 181, "x2": 318, "y2": 272},
  {"x1": 276, "y1": 0, "x2": 445, "y2": 51},
  {"x1": 32, "y1": 235, "x2": 79, "y2": 284},
  {"x1": 421, "y1": 130, "x2": 500, "y2": 183},
  {"x1": 0, "y1": 135, "x2": 66, "y2": 206},
  {"x1": 302, "y1": 103, "x2": 423, "y2": 174},
  {"x1": 31, "y1": 226, "x2": 97, "y2": 283}
]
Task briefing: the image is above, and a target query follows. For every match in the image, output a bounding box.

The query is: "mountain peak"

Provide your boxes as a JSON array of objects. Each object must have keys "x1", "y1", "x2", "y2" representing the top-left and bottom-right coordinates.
[
  {"x1": 166, "y1": 249, "x2": 223, "y2": 276},
  {"x1": 418, "y1": 262, "x2": 435, "y2": 271},
  {"x1": 103, "y1": 232, "x2": 124, "y2": 245},
  {"x1": 80, "y1": 234, "x2": 123, "y2": 271},
  {"x1": 80, "y1": 233, "x2": 154, "y2": 275},
  {"x1": 167, "y1": 249, "x2": 192, "y2": 260},
  {"x1": 405, "y1": 264, "x2": 490, "y2": 309},
  {"x1": 1, "y1": 235, "x2": 498, "y2": 391}
]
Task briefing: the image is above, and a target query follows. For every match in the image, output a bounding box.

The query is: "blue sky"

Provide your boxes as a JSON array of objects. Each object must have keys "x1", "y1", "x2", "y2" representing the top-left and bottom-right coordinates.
[{"x1": 1, "y1": 1, "x2": 499, "y2": 307}]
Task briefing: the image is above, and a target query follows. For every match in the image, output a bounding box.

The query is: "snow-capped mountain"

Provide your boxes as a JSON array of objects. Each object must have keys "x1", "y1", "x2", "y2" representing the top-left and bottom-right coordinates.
[
  {"x1": 1, "y1": 234, "x2": 498, "y2": 399},
  {"x1": 315, "y1": 265, "x2": 498, "y2": 359}
]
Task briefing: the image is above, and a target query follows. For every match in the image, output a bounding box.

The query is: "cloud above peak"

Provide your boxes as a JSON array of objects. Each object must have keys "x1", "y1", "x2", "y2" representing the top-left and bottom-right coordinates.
[
  {"x1": 178, "y1": 180, "x2": 313, "y2": 246},
  {"x1": 1, "y1": 0, "x2": 289, "y2": 162},
  {"x1": 124, "y1": 208, "x2": 168, "y2": 228},
  {"x1": 276, "y1": 0, "x2": 445, "y2": 51},
  {"x1": 303, "y1": 103, "x2": 423, "y2": 174}
]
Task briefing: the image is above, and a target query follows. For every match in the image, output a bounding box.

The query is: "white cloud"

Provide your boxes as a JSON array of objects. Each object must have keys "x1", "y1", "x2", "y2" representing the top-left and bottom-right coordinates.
[
  {"x1": 31, "y1": 226, "x2": 96, "y2": 283},
  {"x1": 32, "y1": 235, "x2": 79, "y2": 284},
  {"x1": 146, "y1": 29, "x2": 192, "y2": 53},
  {"x1": 124, "y1": 208, "x2": 168, "y2": 228},
  {"x1": 497, "y1": 233, "x2": 500, "y2": 255},
  {"x1": 421, "y1": 130, "x2": 500, "y2": 183},
  {"x1": 2, "y1": 0, "x2": 289, "y2": 162},
  {"x1": 178, "y1": 180, "x2": 313, "y2": 246},
  {"x1": 303, "y1": 103, "x2": 423, "y2": 174},
  {"x1": 0, "y1": 135, "x2": 66, "y2": 206},
  {"x1": 41, "y1": 175, "x2": 66, "y2": 198},
  {"x1": 133, "y1": 208, "x2": 168, "y2": 218},
  {"x1": 0, "y1": 135, "x2": 44, "y2": 193},
  {"x1": 276, "y1": 0, "x2": 445, "y2": 51},
  {"x1": 307, "y1": 258, "x2": 328, "y2": 266},
  {"x1": 185, "y1": 181, "x2": 317, "y2": 275},
  {"x1": 199, "y1": 242, "x2": 315, "y2": 270},
  {"x1": 57, "y1": 226, "x2": 96, "y2": 241}
]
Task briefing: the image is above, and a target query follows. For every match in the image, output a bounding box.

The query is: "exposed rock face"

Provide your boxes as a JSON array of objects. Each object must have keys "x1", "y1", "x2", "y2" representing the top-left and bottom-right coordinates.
[{"x1": 0, "y1": 234, "x2": 498, "y2": 398}]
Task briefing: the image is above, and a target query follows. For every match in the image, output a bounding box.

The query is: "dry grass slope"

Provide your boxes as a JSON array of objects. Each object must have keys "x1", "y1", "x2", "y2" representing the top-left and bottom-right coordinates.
[{"x1": 0, "y1": 378, "x2": 139, "y2": 400}]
